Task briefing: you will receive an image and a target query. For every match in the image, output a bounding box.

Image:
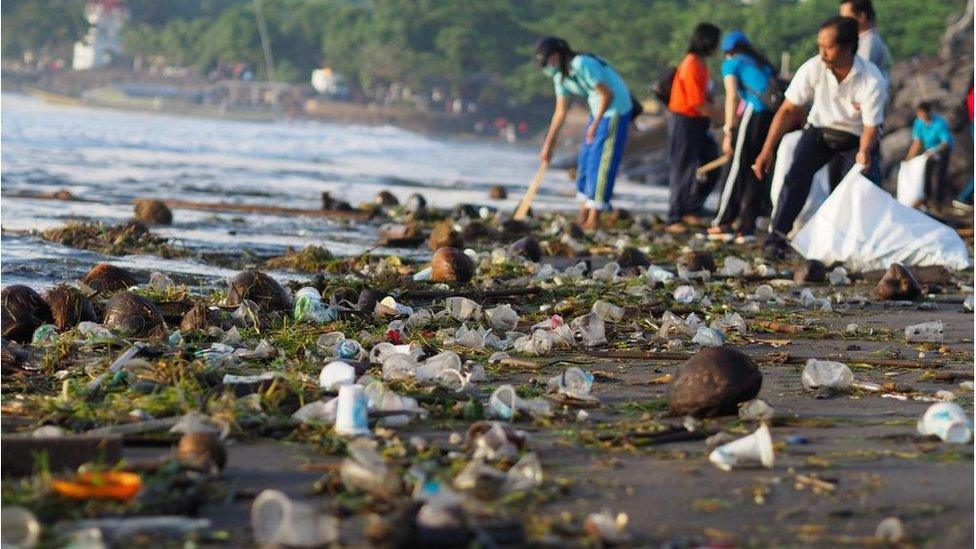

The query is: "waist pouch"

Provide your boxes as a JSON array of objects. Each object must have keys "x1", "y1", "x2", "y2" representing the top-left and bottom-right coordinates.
[{"x1": 818, "y1": 127, "x2": 860, "y2": 151}]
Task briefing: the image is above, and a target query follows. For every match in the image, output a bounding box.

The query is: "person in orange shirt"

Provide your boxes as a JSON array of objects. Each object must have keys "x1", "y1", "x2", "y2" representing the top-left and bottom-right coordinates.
[{"x1": 666, "y1": 23, "x2": 721, "y2": 234}]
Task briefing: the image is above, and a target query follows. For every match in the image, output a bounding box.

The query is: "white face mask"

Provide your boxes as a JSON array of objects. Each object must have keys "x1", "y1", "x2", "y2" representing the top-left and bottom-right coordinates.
[{"x1": 543, "y1": 65, "x2": 559, "y2": 78}]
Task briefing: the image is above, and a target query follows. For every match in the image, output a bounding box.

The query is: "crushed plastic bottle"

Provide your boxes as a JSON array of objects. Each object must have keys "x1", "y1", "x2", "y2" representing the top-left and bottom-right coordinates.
[
  {"x1": 502, "y1": 452, "x2": 543, "y2": 493},
  {"x1": 905, "y1": 320, "x2": 944, "y2": 343},
  {"x1": 801, "y1": 359, "x2": 853, "y2": 392},
  {"x1": 710, "y1": 312, "x2": 747, "y2": 334},
  {"x1": 382, "y1": 353, "x2": 420, "y2": 381},
  {"x1": 416, "y1": 351, "x2": 462, "y2": 382},
  {"x1": 571, "y1": 314, "x2": 607, "y2": 347},
  {"x1": 591, "y1": 300, "x2": 624, "y2": 323},
  {"x1": 827, "y1": 266, "x2": 850, "y2": 286},
  {"x1": 445, "y1": 297, "x2": 483, "y2": 321},
  {"x1": 673, "y1": 285, "x2": 698, "y2": 304},
  {"x1": 485, "y1": 304, "x2": 519, "y2": 331},
  {"x1": 591, "y1": 262, "x2": 620, "y2": 281},
  {"x1": 547, "y1": 367, "x2": 595, "y2": 400},
  {"x1": 691, "y1": 326, "x2": 724, "y2": 347}
]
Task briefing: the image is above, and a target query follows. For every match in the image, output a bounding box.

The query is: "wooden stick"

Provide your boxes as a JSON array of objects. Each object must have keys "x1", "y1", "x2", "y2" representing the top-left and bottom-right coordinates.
[
  {"x1": 585, "y1": 349, "x2": 960, "y2": 369},
  {"x1": 750, "y1": 320, "x2": 804, "y2": 334},
  {"x1": 513, "y1": 161, "x2": 549, "y2": 221},
  {"x1": 160, "y1": 198, "x2": 373, "y2": 221},
  {"x1": 696, "y1": 155, "x2": 729, "y2": 177}
]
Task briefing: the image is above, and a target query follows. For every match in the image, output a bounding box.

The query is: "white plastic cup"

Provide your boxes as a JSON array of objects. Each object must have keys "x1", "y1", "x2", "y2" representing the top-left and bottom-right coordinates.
[
  {"x1": 917, "y1": 402, "x2": 973, "y2": 443},
  {"x1": 1, "y1": 505, "x2": 40, "y2": 548},
  {"x1": 251, "y1": 489, "x2": 337, "y2": 547},
  {"x1": 318, "y1": 361, "x2": 356, "y2": 391},
  {"x1": 709, "y1": 423, "x2": 775, "y2": 471},
  {"x1": 335, "y1": 384, "x2": 370, "y2": 436}
]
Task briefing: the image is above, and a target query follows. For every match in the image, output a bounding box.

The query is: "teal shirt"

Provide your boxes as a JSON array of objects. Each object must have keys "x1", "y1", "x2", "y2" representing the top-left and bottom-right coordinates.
[
  {"x1": 553, "y1": 54, "x2": 632, "y2": 118},
  {"x1": 912, "y1": 114, "x2": 954, "y2": 150}
]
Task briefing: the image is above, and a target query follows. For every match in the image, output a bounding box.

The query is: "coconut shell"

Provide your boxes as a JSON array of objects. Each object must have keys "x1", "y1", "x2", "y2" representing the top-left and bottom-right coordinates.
[
  {"x1": 678, "y1": 251, "x2": 715, "y2": 272},
  {"x1": 102, "y1": 291, "x2": 167, "y2": 338},
  {"x1": 510, "y1": 235, "x2": 542, "y2": 262},
  {"x1": 1, "y1": 285, "x2": 52, "y2": 343},
  {"x1": 330, "y1": 287, "x2": 359, "y2": 307},
  {"x1": 793, "y1": 260, "x2": 827, "y2": 284},
  {"x1": 430, "y1": 247, "x2": 475, "y2": 283},
  {"x1": 225, "y1": 271, "x2": 291, "y2": 313},
  {"x1": 180, "y1": 302, "x2": 225, "y2": 332},
  {"x1": 667, "y1": 347, "x2": 762, "y2": 418},
  {"x1": 873, "y1": 263, "x2": 922, "y2": 301},
  {"x1": 375, "y1": 190, "x2": 399, "y2": 206},
  {"x1": 176, "y1": 432, "x2": 226, "y2": 471},
  {"x1": 81, "y1": 263, "x2": 139, "y2": 294},
  {"x1": 357, "y1": 290, "x2": 384, "y2": 312},
  {"x1": 133, "y1": 199, "x2": 173, "y2": 225},
  {"x1": 44, "y1": 284, "x2": 97, "y2": 332},
  {"x1": 429, "y1": 221, "x2": 464, "y2": 251},
  {"x1": 461, "y1": 221, "x2": 491, "y2": 242},
  {"x1": 488, "y1": 185, "x2": 507, "y2": 200},
  {"x1": 616, "y1": 247, "x2": 651, "y2": 270}
]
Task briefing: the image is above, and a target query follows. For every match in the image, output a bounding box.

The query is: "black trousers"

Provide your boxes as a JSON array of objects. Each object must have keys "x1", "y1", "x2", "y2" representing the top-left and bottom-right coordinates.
[
  {"x1": 713, "y1": 105, "x2": 774, "y2": 234},
  {"x1": 770, "y1": 126, "x2": 880, "y2": 237},
  {"x1": 924, "y1": 152, "x2": 951, "y2": 205},
  {"x1": 668, "y1": 112, "x2": 719, "y2": 223}
]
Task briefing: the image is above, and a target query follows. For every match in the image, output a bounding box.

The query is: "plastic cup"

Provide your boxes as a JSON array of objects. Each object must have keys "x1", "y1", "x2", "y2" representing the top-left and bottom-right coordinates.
[
  {"x1": 335, "y1": 384, "x2": 370, "y2": 436},
  {"x1": 318, "y1": 361, "x2": 356, "y2": 390},
  {"x1": 1, "y1": 505, "x2": 40, "y2": 548},
  {"x1": 709, "y1": 423, "x2": 775, "y2": 471},
  {"x1": 251, "y1": 489, "x2": 337, "y2": 547},
  {"x1": 917, "y1": 402, "x2": 973, "y2": 443}
]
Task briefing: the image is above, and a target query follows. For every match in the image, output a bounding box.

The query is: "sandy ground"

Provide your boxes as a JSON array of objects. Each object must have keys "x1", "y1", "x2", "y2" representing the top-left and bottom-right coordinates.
[{"x1": 122, "y1": 300, "x2": 974, "y2": 547}]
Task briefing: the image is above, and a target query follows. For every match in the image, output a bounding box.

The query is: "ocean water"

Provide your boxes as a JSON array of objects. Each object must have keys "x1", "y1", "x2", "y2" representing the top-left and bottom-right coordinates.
[{"x1": 0, "y1": 93, "x2": 666, "y2": 289}]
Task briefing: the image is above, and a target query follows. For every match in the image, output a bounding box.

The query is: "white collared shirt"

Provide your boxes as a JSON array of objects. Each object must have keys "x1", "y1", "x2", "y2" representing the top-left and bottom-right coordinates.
[{"x1": 785, "y1": 55, "x2": 887, "y2": 135}]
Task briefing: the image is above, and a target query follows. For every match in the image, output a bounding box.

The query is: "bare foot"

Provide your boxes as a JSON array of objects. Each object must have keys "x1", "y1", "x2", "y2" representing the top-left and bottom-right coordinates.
[
  {"x1": 582, "y1": 208, "x2": 599, "y2": 230},
  {"x1": 665, "y1": 222, "x2": 688, "y2": 234},
  {"x1": 706, "y1": 224, "x2": 732, "y2": 235}
]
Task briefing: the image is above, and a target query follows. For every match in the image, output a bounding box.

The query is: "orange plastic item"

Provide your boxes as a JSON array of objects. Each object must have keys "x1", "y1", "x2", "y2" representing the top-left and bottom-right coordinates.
[{"x1": 51, "y1": 471, "x2": 143, "y2": 501}]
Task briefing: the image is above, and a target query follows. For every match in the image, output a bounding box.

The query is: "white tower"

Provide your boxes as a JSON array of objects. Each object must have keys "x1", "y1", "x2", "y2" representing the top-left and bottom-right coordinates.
[{"x1": 72, "y1": 0, "x2": 128, "y2": 70}]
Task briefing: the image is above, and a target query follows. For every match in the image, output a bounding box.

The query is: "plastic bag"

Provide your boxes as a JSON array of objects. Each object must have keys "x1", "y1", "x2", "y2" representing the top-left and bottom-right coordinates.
[
  {"x1": 896, "y1": 154, "x2": 928, "y2": 206},
  {"x1": 792, "y1": 166, "x2": 971, "y2": 271}
]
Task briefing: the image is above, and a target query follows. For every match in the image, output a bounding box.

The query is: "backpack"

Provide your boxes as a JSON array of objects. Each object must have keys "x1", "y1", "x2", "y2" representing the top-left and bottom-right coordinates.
[{"x1": 650, "y1": 66, "x2": 677, "y2": 105}]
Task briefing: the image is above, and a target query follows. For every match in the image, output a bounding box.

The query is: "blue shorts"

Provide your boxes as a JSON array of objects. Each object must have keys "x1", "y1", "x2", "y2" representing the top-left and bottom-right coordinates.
[{"x1": 576, "y1": 112, "x2": 630, "y2": 211}]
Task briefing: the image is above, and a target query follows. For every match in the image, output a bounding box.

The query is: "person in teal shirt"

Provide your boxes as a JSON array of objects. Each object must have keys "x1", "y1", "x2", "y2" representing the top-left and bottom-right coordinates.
[
  {"x1": 906, "y1": 101, "x2": 955, "y2": 209},
  {"x1": 536, "y1": 37, "x2": 633, "y2": 230}
]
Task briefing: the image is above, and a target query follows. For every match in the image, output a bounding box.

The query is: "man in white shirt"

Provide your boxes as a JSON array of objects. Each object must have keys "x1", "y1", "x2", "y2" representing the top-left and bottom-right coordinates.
[
  {"x1": 839, "y1": 0, "x2": 892, "y2": 82},
  {"x1": 752, "y1": 16, "x2": 887, "y2": 260}
]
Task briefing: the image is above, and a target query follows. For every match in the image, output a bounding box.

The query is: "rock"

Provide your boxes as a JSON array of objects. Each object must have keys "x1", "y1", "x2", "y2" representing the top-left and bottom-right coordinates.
[
  {"x1": 375, "y1": 190, "x2": 399, "y2": 206},
  {"x1": 461, "y1": 221, "x2": 491, "y2": 242},
  {"x1": 429, "y1": 221, "x2": 464, "y2": 251},
  {"x1": 668, "y1": 347, "x2": 763, "y2": 418},
  {"x1": 488, "y1": 185, "x2": 507, "y2": 200},
  {"x1": 616, "y1": 247, "x2": 651, "y2": 270},
  {"x1": 133, "y1": 199, "x2": 173, "y2": 225},
  {"x1": 873, "y1": 263, "x2": 922, "y2": 301},
  {"x1": 102, "y1": 291, "x2": 167, "y2": 338},
  {"x1": 793, "y1": 260, "x2": 827, "y2": 284},
  {"x1": 225, "y1": 271, "x2": 292, "y2": 313},
  {"x1": 179, "y1": 302, "x2": 227, "y2": 332},
  {"x1": 678, "y1": 251, "x2": 715, "y2": 272},
  {"x1": 405, "y1": 193, "x2": 427, "y2": 215},
  {"x1": 497, "y1": 219, "x2": 531, "y2": 239},
  {"x1": 177, "y1": 432, "x2": 227, "y2": 471},
  {"x1": 81, "y1": 263, "x2": 139, "y2": 294},
  {"x1": 357, "y1": 290, "x2": 384, "y2": 313},
  {"x1": 510, "y1": 235, "x2": 542, "y2": 262},
  {"x1": 430, "y1": 248, "x2": 475, "y2": 283},
  {"x1": 1, "y1": 285, "x2": 52, "y2": 343},
  {"x1": 43, "y1": 284, "x2": 97, "y2": 332}
]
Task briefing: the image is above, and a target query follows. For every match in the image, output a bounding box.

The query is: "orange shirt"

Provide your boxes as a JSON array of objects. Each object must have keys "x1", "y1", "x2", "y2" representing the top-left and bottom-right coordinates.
[{"x1": 668, "y1": 53, "x2": 710, "y2": 118}]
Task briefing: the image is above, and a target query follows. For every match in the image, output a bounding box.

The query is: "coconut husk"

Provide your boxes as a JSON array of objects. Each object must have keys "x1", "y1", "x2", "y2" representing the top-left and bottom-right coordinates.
[
  {"x1": 616, "y1": 247, "x2": 651, "y2": 270},
  {"x1": 133, "y1": 199, "x2": 173, "y2": 225},
  {"x1": 429, "y1": 221, "x2": 464, "y2": 251},
  {"x1": 667, "y1": 347, "x2": 762, "y2": 418},
  {"x1": 179, "y1": 302, "x2": 228, "y2": 332},
  {"x1": 80, "y1": 263, "x2": 139, "y2": 294},
  {"x1": 461, "y1": 221, "x2": 491, "y2": 242},
  {"x1": 375, "y1": 190, "x2": 399, "y2": 206},
  {"x1": 678, "y1": 251, "x2": 715, "y2": 272},
  {"x1": 225, "y1": 271, "x2": 292, "y2": 313},
  {"x1": 102, "y1": 291, "x2": 168, "y2": 338},
  {"x1": 873, "y1": 263, "x2": 922, "y2": 301},
  {"x1": 44, "y1": 284, "x2": 97, "y2": 331},
  {"x1": 497, "y1": 219, "x2": 531, "y2": 240},
  {"x1": 1, "y1": 285, "x2": 53, "y2": 343},
  {"x1": 510, "y1": 235, "x2": 542, "y2": 262},
  {"x1": 793, "y1": 259, "x2": 827, "y2": 284},
  {"x1": 488, "y1": 185, "x2": 507, "y2": 200},
  {"x1": 430, "y1": 247, "x2": 475, "y2": 283},
  {"x1": 176, "y1": 432, "x2": 226, "y2": 471}
]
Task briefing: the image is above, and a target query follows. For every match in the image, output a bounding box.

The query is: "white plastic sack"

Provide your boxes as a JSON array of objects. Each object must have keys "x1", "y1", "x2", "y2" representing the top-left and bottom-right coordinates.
[
  {"x1": 896, "y1": 154, "x2": 928, "y2": 206},
  {"x1": 769, "y1": 130, "x2": 831, "y2": 236},
  {"x1": 792, "y1": 166, "x2": 971, "y2": 271}
]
